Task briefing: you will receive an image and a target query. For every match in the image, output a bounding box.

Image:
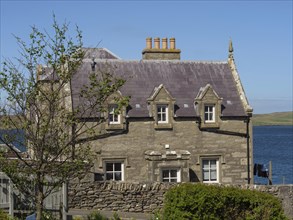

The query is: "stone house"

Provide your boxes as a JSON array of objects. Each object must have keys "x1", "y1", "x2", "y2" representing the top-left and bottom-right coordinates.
[{"x1": 70, "y1": 37, "x2": 253, "y2": 185}]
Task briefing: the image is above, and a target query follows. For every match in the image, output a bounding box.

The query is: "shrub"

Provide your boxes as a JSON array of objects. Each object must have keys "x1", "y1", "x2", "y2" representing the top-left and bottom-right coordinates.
[
  {"x1": 112, "y1": 212, "x2": 121, "y2": 220},
  {"x1": 0, "y1": 209, "x2": 16, "y2": 220},
  {"x1": 87, "y1": 211, "x2": 108, "y2": 220},
  {"x1": 0, "y1": 209, "x2": 9, "y2": 220},
  {"x1": 87, "y1": 211, "x2": 121, "y2": 220},
  {"x1": 162, "y1": 183, "x2": 288, "y2": 220}
]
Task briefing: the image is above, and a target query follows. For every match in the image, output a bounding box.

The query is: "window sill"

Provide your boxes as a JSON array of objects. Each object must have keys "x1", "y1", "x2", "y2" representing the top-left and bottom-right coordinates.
[
  {"x1": 154, "y1": 123, "x2": 173, "y2": 130},
  {"x1": 203, "y1": 181, "x2": 219, "y2": 184},
  {"x1": 205, "y1": 120, "x2": 216, "y2": 123}
]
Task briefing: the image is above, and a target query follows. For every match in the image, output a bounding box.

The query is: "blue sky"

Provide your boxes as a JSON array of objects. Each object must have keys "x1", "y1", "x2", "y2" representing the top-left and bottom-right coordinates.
[{"x1": 1, "y1": 1, "x2": 292, "y2": 114}]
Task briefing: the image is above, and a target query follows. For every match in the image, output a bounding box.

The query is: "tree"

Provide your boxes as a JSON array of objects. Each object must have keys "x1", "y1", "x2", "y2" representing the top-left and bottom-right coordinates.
[{"x1": 0, "y1": 16, "x2": 128, "y2": 220}]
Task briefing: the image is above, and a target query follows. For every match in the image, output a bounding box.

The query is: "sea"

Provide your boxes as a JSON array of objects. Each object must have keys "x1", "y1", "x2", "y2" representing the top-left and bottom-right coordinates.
[{"x1": 253, "y1": 125, "x2": 293, "y2": 185}]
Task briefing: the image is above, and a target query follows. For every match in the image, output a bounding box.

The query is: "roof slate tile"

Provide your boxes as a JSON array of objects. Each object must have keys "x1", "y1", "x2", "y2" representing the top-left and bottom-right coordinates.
[{"x1": 71, "y1": 55, "x2": 247, "y2": 117}]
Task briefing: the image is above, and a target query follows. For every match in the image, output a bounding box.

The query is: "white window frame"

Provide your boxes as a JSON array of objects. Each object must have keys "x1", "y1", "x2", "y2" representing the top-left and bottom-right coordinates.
[
  {"x1": 202, "y1": 158, "x2": 219, "y2": 183},
  {"x1": 104, "y1": 162, "x2": 124, "y2": 181},
  {"x1": 204, "y1": 105, "x2": 215, "y2": 123},
  {"x1": 108, "y1": 105, "x2": 121, "y2": 124},
  {"x1": 157, "y1": 104, "x2": 168, "y2": 123},
  {"x1": 161, "y1": 168, "x2": 181, "y2": 182}
]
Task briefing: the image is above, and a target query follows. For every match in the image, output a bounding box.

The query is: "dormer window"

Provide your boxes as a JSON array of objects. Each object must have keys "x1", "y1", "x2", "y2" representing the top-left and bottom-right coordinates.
[
  {"x1": 204, "y1": 105, "x2": 215, "y2": 123},
  {"x1": 105, "y1": 91, "x2": 127, "y2": 131},
  {"x1": 108, "y1": 105, "x2": 120, "y2": 125},
  {"x1": 194, "y1": 84, "x2": 222, "y2": 129},
  {"x1": 147, "y1": 84, "x2": 176, "y2": 130},
  {"x1": 157, "y1": 104, "x2": 168, "y2": 123}
]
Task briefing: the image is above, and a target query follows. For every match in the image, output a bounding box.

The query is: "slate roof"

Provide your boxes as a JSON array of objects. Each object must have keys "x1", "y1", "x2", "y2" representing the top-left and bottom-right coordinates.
[
  {"x1": 71, "y1": 51, "x2": 247, "y2": 117},
  {"x1": 83, "y1": 48, "x2": 120, "y2": 60},
  {"x1": 0, "y1": 129, "x2": 26, "y2": 152}
]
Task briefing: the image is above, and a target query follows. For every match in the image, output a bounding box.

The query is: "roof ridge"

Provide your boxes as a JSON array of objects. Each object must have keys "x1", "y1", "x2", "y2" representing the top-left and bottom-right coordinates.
[{"x1": 93, "y1": 59, "x2": 228, "y2": 64}]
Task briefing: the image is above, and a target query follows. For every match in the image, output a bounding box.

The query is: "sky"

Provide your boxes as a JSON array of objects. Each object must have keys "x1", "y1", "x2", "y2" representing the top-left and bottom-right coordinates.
[{"x1": 0, "y1": 0, "x2": 292, "y2": 114}]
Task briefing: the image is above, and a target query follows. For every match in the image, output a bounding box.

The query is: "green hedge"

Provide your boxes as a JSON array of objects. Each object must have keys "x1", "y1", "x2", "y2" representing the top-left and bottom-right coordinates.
[
  {"x1": 0, "y1": 209, "x2": 15, "y2": 220},
  {"x1": 162, "y1": 183, "x2": 288, "y2": 220}
]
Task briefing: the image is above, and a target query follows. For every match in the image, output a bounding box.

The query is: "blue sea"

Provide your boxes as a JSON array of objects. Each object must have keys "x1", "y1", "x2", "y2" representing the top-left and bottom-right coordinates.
[{"x1": 253, "y1": 125, "x2": 293, "y2": 185}]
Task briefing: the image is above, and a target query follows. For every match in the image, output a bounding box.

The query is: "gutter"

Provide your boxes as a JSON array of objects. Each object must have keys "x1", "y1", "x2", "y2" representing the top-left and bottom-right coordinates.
[{"x1": 246, "y1": 116, "x2": 251, "y2": 184}]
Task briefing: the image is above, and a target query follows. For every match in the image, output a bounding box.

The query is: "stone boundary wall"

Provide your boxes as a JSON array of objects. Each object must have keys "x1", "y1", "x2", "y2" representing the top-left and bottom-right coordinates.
[
  {"x1": 68, "y1": 182, "x2": 293, "y2": 219},
  {"x1": 252, "y1": 184, "x2": 293, "y2": 219},
  {"x1": 68, "y1": 182, "x2": 174, "y2": 213}
]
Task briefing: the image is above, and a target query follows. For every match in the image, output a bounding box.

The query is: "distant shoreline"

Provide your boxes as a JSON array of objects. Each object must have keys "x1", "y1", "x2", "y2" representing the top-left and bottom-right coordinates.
[{"x1": 252, "y1": 111, "x2": 293, "y2": 126}]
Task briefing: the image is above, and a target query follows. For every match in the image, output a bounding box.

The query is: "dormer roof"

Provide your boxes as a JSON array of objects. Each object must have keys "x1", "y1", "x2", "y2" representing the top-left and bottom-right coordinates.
[
  {"x1": 147, "y1": 84, "x2": 176, "y2": 102},
  {"x1": 195, "y1": 84, "x2": 222, "y2": 101}
]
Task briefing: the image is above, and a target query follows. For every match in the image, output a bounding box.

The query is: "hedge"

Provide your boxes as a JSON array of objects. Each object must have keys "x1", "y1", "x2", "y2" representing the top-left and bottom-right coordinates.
[{"x1": 162, "y1": 183, "x2": 288, "y2": 220}]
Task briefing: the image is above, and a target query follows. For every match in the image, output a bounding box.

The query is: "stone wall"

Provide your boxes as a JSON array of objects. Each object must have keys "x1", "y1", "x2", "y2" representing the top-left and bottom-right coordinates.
[
  {"x1": 68, "y1": 181, "x2": 293, "y2": 219},
  {"x1": 68, "y1": 181, "x2": 174, "y2": 213},
  {"x1": 91, "y1": 119, "x2": 253, "y2": 185},
  {"x1": 252, "y1": 184, "x2": 293, "y2": 219}
]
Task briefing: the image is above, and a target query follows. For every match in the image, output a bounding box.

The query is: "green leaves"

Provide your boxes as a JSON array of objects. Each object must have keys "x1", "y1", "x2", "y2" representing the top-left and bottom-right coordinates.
[
  {"x1": 0, "y1": 15, "x2": 87, "y2": 218},
  {"x1": 163, "y1": 183, "x2": 288, "y2": 220},
  {"x1": 1, "y1": 14, "x2": 129, "y2": 220}
]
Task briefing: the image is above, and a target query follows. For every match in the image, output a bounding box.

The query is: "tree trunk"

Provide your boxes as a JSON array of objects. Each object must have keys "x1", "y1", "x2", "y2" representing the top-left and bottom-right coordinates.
[{"x1": 36, "y1": 175, "x2": 44, "y2": 220}]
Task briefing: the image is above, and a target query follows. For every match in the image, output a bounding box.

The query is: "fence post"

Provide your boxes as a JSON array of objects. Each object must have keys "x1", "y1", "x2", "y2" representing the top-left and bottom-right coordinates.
[
  {"x1": 62, "y1": 182, "x2": 68, "y2": 220},
  {"x1": 268, "y1": 161, "x2": 272, "y2": 185},
  {"x1": 9, "y1": 179, "x2": 14, "y2": 217}
]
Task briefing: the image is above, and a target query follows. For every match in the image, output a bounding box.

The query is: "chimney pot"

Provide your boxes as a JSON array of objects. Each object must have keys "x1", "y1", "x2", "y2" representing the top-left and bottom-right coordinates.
[
  {"x1": 146, "y1": 37, "x2": 152, "y2": 49},
  {"x1": 154, "y1": 37, "x2": 160, "y2": 49},
  {"x1": 142, "y1": 37, "x2": 180, "y2": 60},
  {"x1": 170, "y1": 38, "x2": 176, "y2": 49},
  {"x1": 162, "y1": 38, "x2": 168, "y2": 49}
]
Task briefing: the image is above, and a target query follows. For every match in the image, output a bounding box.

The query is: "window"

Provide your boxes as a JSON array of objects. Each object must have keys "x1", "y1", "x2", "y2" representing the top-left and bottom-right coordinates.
[
  {"x1": 157, "y1": 105, "x2": 168, "y2": 123},
  {"x1": 194, "y1": 84, "x2": 222, "y2": 128},
  {"x1": 147, "y1": 85, "x2": 175, "y2": 129},
  {"x1": 108, "y1": 105, "x2": 120, "y2": 124},
  {"x1": 162, "y1": 168, "x2": 181, "y2": 182},
  {"x1": 202, "y1": 159, "x2": 219, "y2": 183},
  {"x1": 204, "y1": 105, "x2": 215, "y2": 123},
  {"x1": 105, "y1": 162, "x2": 124, "y2": 181}
]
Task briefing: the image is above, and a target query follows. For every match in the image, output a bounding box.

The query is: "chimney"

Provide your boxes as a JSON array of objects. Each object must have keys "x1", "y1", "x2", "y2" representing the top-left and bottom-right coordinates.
[
  {"x1": 142, "y1": 37, "x2": 181, "y2": 60},
  {"x1": 170, "y1": 38, "x2": 176, "y2": 49},
  {"x1": 162, "y1": 38, "x2": 168, "y2": 49},
  {"x1": 154, "y1": 37, "x2": 160, "y2": 49},
  {"x1": 146, "y1": 37, "x2": 152, "y2": 49}
]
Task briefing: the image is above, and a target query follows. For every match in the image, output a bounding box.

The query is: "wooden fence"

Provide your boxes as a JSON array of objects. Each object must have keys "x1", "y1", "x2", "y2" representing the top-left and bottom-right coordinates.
[
  {"x1": 0, "y1": 172, "x2": 13, "y2": 215},
  {"x1": 0, "y1": 172, "x2": 68, "y2": 219}
]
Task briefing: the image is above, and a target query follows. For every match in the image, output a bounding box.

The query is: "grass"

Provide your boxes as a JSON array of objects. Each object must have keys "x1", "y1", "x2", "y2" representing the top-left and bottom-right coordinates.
[{"x1": 252, "y1": 111, "x2": 293, "y2": 126}]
